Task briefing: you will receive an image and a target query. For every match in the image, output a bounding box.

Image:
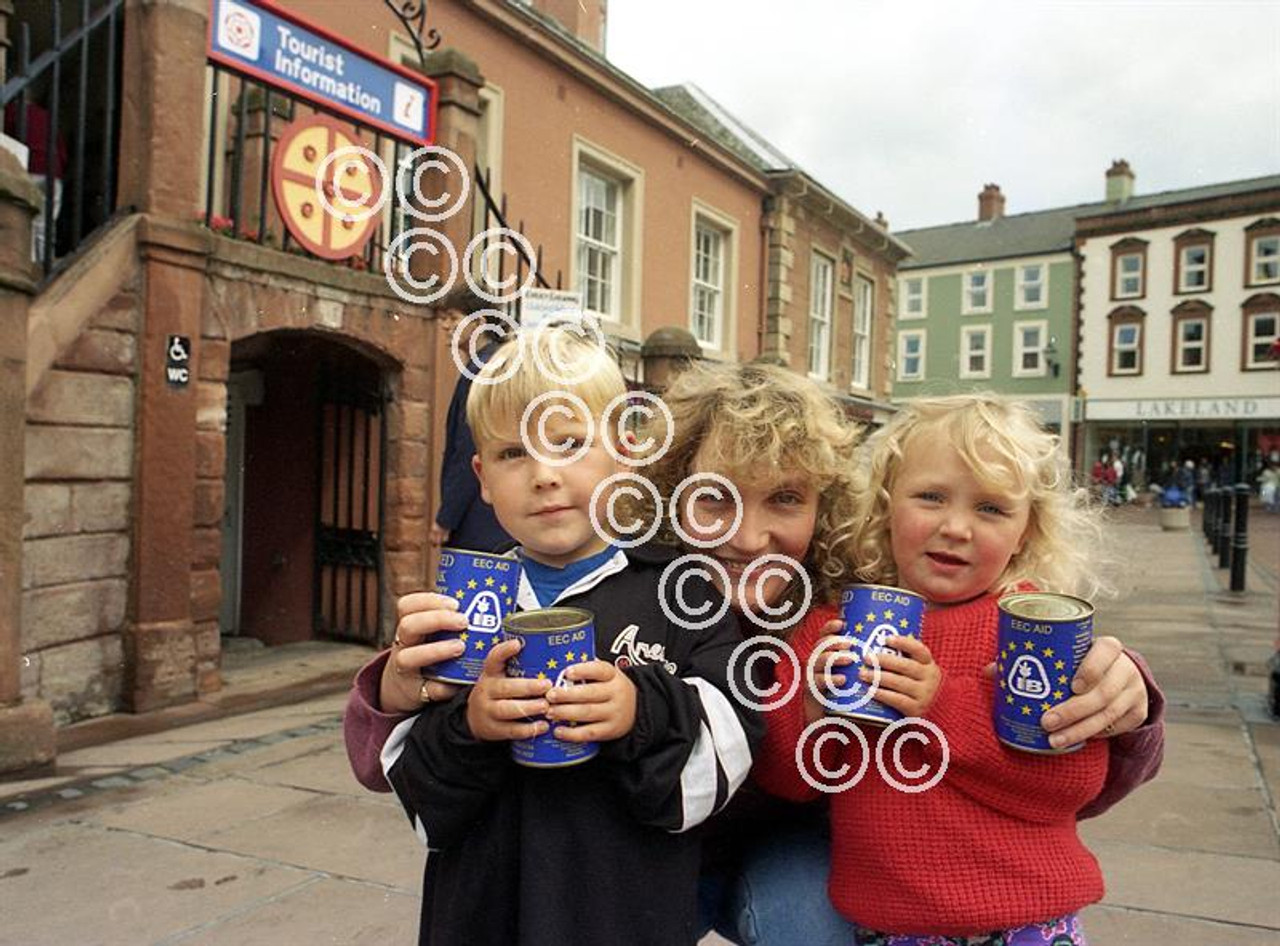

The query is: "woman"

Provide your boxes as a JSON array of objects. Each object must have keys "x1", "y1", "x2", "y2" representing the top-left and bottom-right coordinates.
[{"x1": 344, "y1": 361, "x2": 1164, "y2": 945}]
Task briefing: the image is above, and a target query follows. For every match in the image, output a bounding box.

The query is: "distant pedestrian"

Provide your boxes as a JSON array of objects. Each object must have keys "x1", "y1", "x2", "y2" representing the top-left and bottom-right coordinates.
[
  {"x1": 1260, "y1": 463, "x2": 1279, "y2": 513},
  {"x1": 1177, "y1": 460, "x2": 1197, "y2": 507},
  {"x1": 430, "y1": 308, "x2": 512, "y2": 554}
]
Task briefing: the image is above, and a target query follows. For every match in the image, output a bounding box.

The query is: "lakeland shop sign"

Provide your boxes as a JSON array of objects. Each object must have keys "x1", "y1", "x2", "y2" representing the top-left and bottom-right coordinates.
[
  {"x1": 1085, "y1": 396, "x2": 1280, "y2": 422},
  {"x1": 208, "y1": 0, "x2": 436, "y2": 144}
]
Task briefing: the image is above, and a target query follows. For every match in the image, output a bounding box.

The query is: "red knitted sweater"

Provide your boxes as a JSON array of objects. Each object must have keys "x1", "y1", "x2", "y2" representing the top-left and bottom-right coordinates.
[{"x1": 753, "y1": 595, "x2": 1108, "y2": 936}]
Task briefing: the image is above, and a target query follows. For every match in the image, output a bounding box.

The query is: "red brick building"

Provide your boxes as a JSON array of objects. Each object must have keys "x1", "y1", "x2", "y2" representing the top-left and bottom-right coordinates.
[{"x1": 0, "y1": 0, "x2": 902, "y2": 772}]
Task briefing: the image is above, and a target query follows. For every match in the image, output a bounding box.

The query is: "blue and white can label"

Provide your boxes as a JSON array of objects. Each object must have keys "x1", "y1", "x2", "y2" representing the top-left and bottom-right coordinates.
[
  {"x1": 995, "y1": 592, "x2": 1094, "y2": 754},
  {"x1": 422, "y1": 548, "x2": 520, "y2": 685},
  {"x1": 503, "y1": 607, "x2": 599, "y2": 768},
  {"x1": 830, "y1": 584, "x2": 927, "y2": 725}
]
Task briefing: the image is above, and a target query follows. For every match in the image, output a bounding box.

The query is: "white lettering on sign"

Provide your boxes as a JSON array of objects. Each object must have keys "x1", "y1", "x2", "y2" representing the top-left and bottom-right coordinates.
[
  {"x1": 1010, "y1": 618, "x2": 1053, "y2": 635},
  {"x1": 275, "y1": 24, "x2": 346, "y2": 75},
  {"x1": 547, "y1": 629, "x2": 590, "y2": 647},
  {"x1": 1135, "y1": 399, "x2": 1260, "y2": 418},
  {"x1": 869, "y1": 589, "x2": 915, "y2": 607},
  {"x1": 166, "y1": 367, "x2": 189, "y2": 384}
]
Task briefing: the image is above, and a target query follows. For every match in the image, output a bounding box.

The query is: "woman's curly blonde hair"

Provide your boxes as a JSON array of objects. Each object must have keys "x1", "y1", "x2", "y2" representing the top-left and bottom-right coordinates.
[
  {"x1": 849, "y1": 393, "x2": 1112, "y2": 601},
  {"x1": 635, "y1": 361, "x2": 864, "y2": 625}
]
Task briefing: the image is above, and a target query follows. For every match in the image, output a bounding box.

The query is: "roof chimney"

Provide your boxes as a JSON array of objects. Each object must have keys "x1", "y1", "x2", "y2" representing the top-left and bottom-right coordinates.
[
  {"x1": 874, "y1": 210, "x2": 888, "y2": 230},
  {"x1": 978, "y1": 183, "x2": 1005, "y2": 222},
  {"x1": 526, "y1": 0, "x2": 608, "y2": 54},
  {"x1": 1106, "y1": 159, "x2": 1135, "y2": 203}
]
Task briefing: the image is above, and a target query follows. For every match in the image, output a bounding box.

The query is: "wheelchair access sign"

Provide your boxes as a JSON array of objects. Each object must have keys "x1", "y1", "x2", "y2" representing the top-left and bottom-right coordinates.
[{"x1": 165, "y1": 335, "x2": 191, "y2": 388}]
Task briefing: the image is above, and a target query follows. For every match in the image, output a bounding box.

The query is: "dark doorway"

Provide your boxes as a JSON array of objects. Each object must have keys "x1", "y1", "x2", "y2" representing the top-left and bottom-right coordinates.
[{"x1": 222, "y1": 331, "x2": 386, "y2": 646}]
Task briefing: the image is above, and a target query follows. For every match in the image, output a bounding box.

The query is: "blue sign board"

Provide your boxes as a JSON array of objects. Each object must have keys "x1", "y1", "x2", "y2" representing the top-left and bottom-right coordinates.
[{"x1": 207, "y1": 0, "x2": 436, "y2": 145}]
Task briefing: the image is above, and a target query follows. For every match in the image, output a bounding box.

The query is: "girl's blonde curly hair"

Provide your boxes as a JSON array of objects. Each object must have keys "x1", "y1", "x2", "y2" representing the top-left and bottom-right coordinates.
[
  {"x1": 636, "y1": 361, "x2": 864, "y2": 625},
  {"x1": 849, "y1": 393, "x2": 1112, "y2": 601}
]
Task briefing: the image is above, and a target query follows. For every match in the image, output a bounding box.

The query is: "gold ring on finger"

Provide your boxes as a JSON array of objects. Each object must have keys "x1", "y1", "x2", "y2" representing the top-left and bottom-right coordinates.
[{"x1": 418, "y1": 680, "x2": 433, "y2": 704}]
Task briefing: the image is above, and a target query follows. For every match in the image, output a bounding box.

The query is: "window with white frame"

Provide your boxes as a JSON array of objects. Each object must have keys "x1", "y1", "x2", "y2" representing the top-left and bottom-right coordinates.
[
  {"x1": 1109, "y1": 316, "x2": 1143, "y2": 375},
  {"x1": 1116, "y1": 254, "x2": 1143, "y2": 298},
  {"x1": 577, "y1": 165, "x2": 622, "y2": 320},
  {"x1": 1243, "y1": 300, "x2": 1278, "y2": 369},
  {"x1": 1174, "y1": 316, "x2": 1208, "y2": 372},
  {"x1": 808, "y1": 252, "x2": 834, "y2": 378},
  {"x1": 963, "y1": 270, "x2": 991, "y2": 313},
  {"x1": 897, "y1": 330, "x2": 925, "y2": 381},
  {"x1": 1110, "y1": 240, "x2": 1148, "y2": 300},
  {"x1": 959, "y1": 325, "x2": 991, "y2": 378},
  {"x1": 1178, "y1": 244, "x2": 1210, "y2": 292},
  {"x1": 901, "y1": 276, "x2": 925, "y2": 319},
  {"x1": 1016, "y1": 264, "x2": 1047, "y2": 309},
  {"x1": 852, "y1": 275, "x2": 873, "y2": 389},
  {"x1": 1013, "y1": 321, "x2": 1047, "y2": 377},
  {"x1": 690, "y1": 219, "x2": 725, "y2": 348},
  {"x1": 1249, "y1": 234, "x2": 1280, "y2": 285}
]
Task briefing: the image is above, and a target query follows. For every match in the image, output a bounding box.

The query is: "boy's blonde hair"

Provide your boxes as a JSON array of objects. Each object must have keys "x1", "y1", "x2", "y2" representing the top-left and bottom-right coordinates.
[
  {"x1": 466, "y1": 325, "x2": 626, "y2": 447},
  {"x1": 638, "y1": 361, "x2": 864, "y2": 620},
  {"x1": 850, "y1": 393, "x2": 1111, "y2": 600}
]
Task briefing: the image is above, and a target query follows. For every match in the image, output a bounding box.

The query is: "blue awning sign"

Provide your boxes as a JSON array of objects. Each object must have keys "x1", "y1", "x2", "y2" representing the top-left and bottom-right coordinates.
[{"x1": 207, "y1": 0, "x2": 436, "y2": 145}]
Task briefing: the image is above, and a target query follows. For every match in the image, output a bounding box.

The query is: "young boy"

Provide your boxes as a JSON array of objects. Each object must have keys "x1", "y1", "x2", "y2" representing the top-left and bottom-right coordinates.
[{"x1": 382, "y1": 326, "x2": 760, "y2": 946}]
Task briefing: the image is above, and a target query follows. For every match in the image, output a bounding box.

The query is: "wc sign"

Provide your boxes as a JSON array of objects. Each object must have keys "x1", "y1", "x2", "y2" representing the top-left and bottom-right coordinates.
[{"x1": 166, "y1": 335, "x2": 191, "y2": 388}]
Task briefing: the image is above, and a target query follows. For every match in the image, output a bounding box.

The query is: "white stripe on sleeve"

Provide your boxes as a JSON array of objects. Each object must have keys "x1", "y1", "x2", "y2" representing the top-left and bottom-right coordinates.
[
  {"x1": 382, "y1": 715, "x2": 433, "y2": 848},
  {"x1": 677, "y1": 720, "x2": 718, "y2": 832},
  {"x1": 381, "y1": 714, "x2": 417, "y2": 784},
  {"x1": 674, "y1": 677, "x2": 754, "y2": 832}
]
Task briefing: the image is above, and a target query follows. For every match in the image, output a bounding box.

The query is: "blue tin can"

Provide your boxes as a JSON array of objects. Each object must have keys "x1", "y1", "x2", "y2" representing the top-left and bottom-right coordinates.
[
  {"x1": 829, "y1": 584, "x2": 927, "y2": 725},
  {"x1": 421, "y1": 548, "x2": 521, "y2": 685},
  {"x1": 503, "y1": 607, "x2": 599, "y2": 768},
  {"x1": 995, "y1": 592, "x2": 1094, "y2": 754}
]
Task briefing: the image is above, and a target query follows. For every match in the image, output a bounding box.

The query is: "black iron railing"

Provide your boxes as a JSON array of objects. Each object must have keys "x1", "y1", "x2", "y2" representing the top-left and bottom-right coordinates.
[
  {"x1": 1, "y1": 0, "x2": 124, "y2": 277},
  {"x1": 203, "y1": 65, "x2": 430, "y2": 276}
]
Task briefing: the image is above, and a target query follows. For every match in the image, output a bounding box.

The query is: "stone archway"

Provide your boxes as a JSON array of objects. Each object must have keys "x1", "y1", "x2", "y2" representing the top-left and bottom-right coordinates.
[{"x1": 221, "y1": 329, "x2": 393, "y2": 647}]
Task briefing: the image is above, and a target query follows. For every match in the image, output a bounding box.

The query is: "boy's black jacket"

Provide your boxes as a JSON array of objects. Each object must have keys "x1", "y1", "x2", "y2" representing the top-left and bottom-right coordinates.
[{"x1": 385, "y1": 543, "x2": 763, "y2": 946}]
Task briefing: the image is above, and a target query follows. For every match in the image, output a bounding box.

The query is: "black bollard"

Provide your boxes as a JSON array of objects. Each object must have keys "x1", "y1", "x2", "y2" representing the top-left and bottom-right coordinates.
[
  {"x1": 1230, "y1": 483, "x2": 1250, "y2": 592},
  {"x1": 1205, "y1": 487, "x2": 1219, "y2": 547},
  {"x1": 1217, "y1": 486, "x2": 1233, "y2": 568}
]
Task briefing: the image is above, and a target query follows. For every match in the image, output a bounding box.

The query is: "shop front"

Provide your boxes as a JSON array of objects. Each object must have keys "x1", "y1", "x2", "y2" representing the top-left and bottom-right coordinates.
[{"x1": 1082, "y1": 395, "x2": 1280, "y2": 492}]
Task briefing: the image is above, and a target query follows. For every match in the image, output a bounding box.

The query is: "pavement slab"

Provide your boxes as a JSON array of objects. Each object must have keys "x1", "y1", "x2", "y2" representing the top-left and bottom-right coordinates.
[
  {"x1": 1080, "y1": 781, "x2": 1280, "y2": 858},
  {"x1": 238, "y1": 743, "x2": 377, "y2": 798},
  {"x1": 196, "y1": 793, "x2": 424, "y2": 891},
  {"x1": 1090, "y1": 840, "x2": 1280, "y2": 928},
  {"x1": 167, "y1": 877, "x2": 419, "y2": 946},
  {"x1": 89, "y1": 778, "x2": 319, "y2": 843},
  {"x1": 1080, "y1": 905, "x2": 1280, "y2": 945},
  {"x1": 0, "y1": 822, "x2": 310, "y2": 946}
]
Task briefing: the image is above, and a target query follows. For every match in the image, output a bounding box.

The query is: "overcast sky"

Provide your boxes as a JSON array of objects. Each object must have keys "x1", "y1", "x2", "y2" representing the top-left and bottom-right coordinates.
[{"x1": 605, "y1": 0, "x2": 1280, "y2": 231}]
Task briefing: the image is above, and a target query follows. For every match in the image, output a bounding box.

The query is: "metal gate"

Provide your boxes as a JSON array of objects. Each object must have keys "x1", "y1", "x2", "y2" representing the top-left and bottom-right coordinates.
[{"x1": 315, "y1": 375, "x2": 385, "y2": 643}]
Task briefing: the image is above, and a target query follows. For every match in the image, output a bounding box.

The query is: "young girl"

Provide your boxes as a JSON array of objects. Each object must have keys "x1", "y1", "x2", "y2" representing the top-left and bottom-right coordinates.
[{"x1": 754, "y1": 392, "x2": 1115, "y2": 945}]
